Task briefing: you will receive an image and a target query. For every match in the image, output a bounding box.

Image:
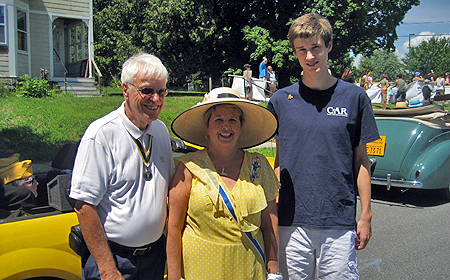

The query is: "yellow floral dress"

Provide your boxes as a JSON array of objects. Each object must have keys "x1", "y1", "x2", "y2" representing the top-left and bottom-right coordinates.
[{"x1": 175, "y1": 149, "x2": 280, "y2": 280}]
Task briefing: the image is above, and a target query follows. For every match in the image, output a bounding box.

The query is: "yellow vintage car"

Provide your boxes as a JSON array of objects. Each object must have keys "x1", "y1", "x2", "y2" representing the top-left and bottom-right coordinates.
[
  {"x1": 0, "y1": 141, "x2": 82, "y2": 279},
  {"x1": 0, "y1": 209, "x2": 81, "y2": 280}
]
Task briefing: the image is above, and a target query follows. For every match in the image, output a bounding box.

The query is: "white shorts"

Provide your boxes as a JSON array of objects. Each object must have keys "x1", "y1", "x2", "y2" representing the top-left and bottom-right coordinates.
[{"x1": 279, "y1": 226, "x2": 359, "y2": 280}]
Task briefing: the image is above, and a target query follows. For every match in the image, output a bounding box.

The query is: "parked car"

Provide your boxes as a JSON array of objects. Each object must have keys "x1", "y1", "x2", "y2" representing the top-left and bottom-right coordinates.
[
  {"x1": 0, "y1": 137, "x2": 199, "y2": 280},
  {"x1": 368, "y1": 105, "x2": 450, "y2": 200}
]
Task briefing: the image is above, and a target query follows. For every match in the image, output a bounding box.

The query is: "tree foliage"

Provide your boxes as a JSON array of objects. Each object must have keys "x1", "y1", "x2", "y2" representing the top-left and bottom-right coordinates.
[
  {"x1": 402, "y1": 36, "x2": 450, "y2": 80},
  {"x1": 357, "y1": 49, "x2": 406, "y2": 81},
  {"x1": 93, "y1": 0, "x2": 419, "y2": 88}
]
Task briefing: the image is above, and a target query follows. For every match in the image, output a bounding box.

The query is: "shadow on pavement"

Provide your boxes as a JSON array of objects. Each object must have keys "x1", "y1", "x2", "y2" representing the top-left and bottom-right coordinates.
[{"x1": 370, "y1": 185, "x2": 449, "y2": 207}]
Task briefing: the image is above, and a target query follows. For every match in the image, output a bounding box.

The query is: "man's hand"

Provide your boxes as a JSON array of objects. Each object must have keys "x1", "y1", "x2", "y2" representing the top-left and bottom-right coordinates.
[
  {"x1": 355, "y1": 218, "x2": 372, "y2": 250},
  {"x1": 100, "y1": 268, "x2": 124, "y2": 280},
  {"x1": 75, "y1": 200, "x2": 124, "y2": 280}
]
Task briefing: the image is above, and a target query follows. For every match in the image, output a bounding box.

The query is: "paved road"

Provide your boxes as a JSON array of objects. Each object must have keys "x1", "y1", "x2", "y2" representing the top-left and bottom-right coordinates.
[{"x1": 357, "y1": 186, "x2": 450, "y2": 279}]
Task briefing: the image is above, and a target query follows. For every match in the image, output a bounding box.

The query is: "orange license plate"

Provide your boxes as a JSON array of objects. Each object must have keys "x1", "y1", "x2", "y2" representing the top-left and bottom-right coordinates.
[{"x1": 367, "y1": 136, "x2": 386, "y2": 156}]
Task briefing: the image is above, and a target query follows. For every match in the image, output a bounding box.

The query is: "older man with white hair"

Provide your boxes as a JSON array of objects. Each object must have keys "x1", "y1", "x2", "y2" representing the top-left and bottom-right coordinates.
[{"x1": 70, "y1": 53, "x2": 174, "y2": 280}]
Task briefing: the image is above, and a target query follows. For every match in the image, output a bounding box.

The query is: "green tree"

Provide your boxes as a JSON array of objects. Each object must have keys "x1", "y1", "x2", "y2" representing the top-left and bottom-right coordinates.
[
  {"x1": 242, "y1": 0, "x2": 419, "y2": 87},
  {"x1": 402, "y1": 36, "x2": 450, "y2": 80},
  {"x1": 357, "y1": 49, "x2": 406, "y2": 81},
  {"x1": 93, "y1": 0, "x2": 419, "y2": 88},
  {"x1": 94, "y1": 0, "x2": 217, "y2": 86}
]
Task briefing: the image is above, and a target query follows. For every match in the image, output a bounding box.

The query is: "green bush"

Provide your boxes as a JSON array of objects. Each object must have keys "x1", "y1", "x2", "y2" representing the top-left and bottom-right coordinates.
[
  {"x1": 16, "y1": 74, "x2": 58, "y2": 98},
  {"x1": 0, "y1": 81, "x2": 14, "y2": 98}
]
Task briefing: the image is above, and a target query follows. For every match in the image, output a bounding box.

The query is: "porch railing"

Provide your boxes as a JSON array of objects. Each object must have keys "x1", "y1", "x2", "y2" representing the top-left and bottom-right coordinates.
[
  {"x1": 90, "y1": 58, "x2": 103, "y2": 93},
  {"x1": 53, "y1": 48, "x2": 69, "y2": 92}
]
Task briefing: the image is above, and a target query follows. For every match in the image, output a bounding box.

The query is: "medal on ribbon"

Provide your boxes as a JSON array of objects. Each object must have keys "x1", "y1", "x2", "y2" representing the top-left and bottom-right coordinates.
[{"x1": 133, "y1": 135, "x2": 153, "y2": 181}]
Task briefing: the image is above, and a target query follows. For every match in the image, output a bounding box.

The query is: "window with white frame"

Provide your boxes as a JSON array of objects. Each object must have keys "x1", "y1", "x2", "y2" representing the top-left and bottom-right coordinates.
[
  {"x1": 0, "y1": 5, "x2": 6, "y2": 44},
  {"x1": 69, "y1": 23, "x2": 88, "y2": 62},
  {"x1": 17, "y1": 9, "x2": 26, "y2": 51}
]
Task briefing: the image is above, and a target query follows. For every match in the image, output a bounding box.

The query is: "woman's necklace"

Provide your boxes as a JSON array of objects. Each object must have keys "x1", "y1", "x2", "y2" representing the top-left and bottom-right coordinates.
[
  {"x1": 208, "y1": 149, "x2": 240, "y2": 177},
  {"x1": 216, "y1": 162, "x2": 233, "y2": 176}
]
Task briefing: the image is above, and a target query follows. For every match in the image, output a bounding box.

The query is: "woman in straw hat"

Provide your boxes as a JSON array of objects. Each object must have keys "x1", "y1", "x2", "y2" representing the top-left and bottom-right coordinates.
[{"x1": 167, "y1": 87, "x2": 282, "y2": 280}]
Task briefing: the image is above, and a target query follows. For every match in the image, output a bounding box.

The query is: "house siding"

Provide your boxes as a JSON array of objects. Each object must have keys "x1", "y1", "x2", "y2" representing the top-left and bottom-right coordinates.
[
  {"x1": 0, "y1": 51, "x2": 8, "y2": 76},
  {"x1": 30, "y1": 0, "x2": 90, "y2": 17},
  {"x1": 29, "y1": 13, "x2": 50, "y2": 77},
  {"x1": 17, "y1": 52, "x2": 28, "y2": 76}
]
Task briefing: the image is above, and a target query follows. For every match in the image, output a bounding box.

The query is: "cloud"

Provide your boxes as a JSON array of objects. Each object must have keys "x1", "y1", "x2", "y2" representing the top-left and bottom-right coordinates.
[
  {"x1": 353, "y1": 54, "x2": 362, "y2": 68},
  {"x1": 398, "y1": 32, "x2": 450, "y2": 58}
]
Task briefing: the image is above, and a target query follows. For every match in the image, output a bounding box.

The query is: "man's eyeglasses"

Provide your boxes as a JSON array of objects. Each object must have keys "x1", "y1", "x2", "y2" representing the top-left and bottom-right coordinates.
[
  {"x1": 132, "y1": 84, "x2": 169, "y2": 98},
  {"x1": 23, "y1": 175, "x2": 35, "y2": 184}
]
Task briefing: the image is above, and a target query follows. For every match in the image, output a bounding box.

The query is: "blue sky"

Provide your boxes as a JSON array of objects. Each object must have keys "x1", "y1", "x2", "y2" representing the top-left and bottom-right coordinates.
[
  {"x1": 354, "y1": 0, "x2": 450, "y2": 65},
  {"x1": 395, "y1": 0, "x2": 450, "y2": 58}
]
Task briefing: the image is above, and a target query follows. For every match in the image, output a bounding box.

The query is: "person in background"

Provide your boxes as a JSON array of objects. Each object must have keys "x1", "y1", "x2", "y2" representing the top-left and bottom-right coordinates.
[
  {"x1": 168, "y1": 87, "x2": 282, "y2": 280},
  {"x1": 377, "y1": 74, "x2": 389, "y2": 110},
  {"x1": 435, "y1": 72, "x2": 445, "y2": 104},
  {"x1": 412, "y1": 71, "x2": 424, "y2": 82},
  {"x1": 387, "y1": 82, "x2": 395, "y2": 104},
  {"x1": 70, "y1": 53, "x2": 174, "y2": 280},
  {"x1": 268, "y1": 65, "x2": 278, "y2": 96},
  {"x1": 395, "y1": 74, "x2": 406, "y2": 102},
  {"x1": 359, "y1": 70, "x2": 368, "y2": 90},
  {"x1": 421, "y1": 79, "x2": 433, "y2": 106},
  {"x1": 341, "y1": 68, "x2": 354, "y2": 84},
  {"x1": 259, "y1": 57, "x2": 269, "y2": 80},
  {"x1": 367, "y1": 72, "x2": 374, "y2": 89},
  {"x1": 0, "y1": 157, "x2": 38, "y2": 210},
  {"x1": 424, "y1": 70, "x2": 435, "y2": 82},
  {"x1": 267, "y1": 13, "x2": 378, "y2": 279},
  {"x1": 243, "y1": 63, "x2": 253, "y2": 100}
]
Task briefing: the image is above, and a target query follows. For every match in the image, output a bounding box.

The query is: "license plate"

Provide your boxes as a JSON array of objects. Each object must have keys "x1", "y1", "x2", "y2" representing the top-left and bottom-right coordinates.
[{"x1": 367, "y1": 136, "x2": 386, "y2": 156}]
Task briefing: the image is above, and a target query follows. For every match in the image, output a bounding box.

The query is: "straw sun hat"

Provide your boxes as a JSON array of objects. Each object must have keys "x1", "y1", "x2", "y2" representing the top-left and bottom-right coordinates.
[
  {"x1": 393, "y1": 101, "x2": 407, "y2": 109},
  {"x1": 171, "y1": 87, "x2": 277, "y2": 149}
]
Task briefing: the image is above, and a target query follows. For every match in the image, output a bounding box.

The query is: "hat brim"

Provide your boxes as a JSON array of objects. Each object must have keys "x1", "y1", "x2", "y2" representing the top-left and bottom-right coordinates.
[
  {"x1": 172, "y1": 98, "x2": 278, "y2": 149},
  {"x1": 408, "y1": 103, "x2": 423, "y2": 108}
]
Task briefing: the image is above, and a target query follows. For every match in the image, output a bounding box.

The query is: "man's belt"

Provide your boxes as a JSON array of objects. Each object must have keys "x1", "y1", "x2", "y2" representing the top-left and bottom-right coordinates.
[{"x1": 108, "y1": 239, "x2": 157, "y2": 256}]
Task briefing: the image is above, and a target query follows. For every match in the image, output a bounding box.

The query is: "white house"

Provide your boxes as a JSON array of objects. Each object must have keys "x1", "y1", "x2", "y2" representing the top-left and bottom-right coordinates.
[{"x1": 0, "y1": 0, "x2": 99, "y2": 95}]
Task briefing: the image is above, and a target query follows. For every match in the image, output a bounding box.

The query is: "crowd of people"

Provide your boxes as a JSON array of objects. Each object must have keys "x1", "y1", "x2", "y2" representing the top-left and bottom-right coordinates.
[
  {"x1": 341, "y1": 68, "x2": 450, "y2": 109},
  {"x1": 241, "y1": 56, "x2": 278, "y2": 100}
]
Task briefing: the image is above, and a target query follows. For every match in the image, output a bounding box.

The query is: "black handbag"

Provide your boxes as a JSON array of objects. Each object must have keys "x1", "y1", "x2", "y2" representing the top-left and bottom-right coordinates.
[{"x1": 69, "y1": 224, "x2": 90, "y2": 267}]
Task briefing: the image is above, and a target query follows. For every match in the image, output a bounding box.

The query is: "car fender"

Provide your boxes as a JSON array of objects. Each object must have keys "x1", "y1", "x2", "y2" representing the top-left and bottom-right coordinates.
[
  {"x1": 0, "y1": 248, "x2": 81, "y2": 280},
  {"x1": 407, "y1": 140, "x2": 450, "y2": 190},
  {"x1": 0, "y1": 212, "x2": 81, "y2": 280}
]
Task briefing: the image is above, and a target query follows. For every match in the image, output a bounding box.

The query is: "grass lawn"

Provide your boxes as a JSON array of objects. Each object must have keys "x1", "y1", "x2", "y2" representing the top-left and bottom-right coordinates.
[
  {"x1": 0, "y1": 93, "x2": 207, "y2": 161},
  {"x1": 1, "y1": 91, "x2": 448, "y2": 162}
]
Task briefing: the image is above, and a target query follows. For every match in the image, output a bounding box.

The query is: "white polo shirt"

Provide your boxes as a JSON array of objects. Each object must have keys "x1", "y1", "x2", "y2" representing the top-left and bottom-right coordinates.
[{"x1": 70, "y1": 102, "x2": 174, "y2": 247}]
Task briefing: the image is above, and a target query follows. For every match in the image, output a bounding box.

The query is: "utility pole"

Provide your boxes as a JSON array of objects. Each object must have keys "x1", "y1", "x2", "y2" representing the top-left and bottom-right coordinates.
[{"x1": 408, "y1": 34, "x2": 414, "y2": 79}]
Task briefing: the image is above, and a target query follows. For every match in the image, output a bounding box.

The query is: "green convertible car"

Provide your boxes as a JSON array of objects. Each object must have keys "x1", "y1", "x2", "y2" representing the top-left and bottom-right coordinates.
[{"x1": 368, "y1": 105, "x2": 450, "y2": 200}]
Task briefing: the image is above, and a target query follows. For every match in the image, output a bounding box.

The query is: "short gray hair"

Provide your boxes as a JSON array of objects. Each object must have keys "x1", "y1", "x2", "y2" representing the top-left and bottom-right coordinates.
[
  {"x1": 121, "y1": 53, "x2": 168, "y2": 86},
  {"x1": 4, "y1": 177, "x2": 27, "y2": 187}
]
